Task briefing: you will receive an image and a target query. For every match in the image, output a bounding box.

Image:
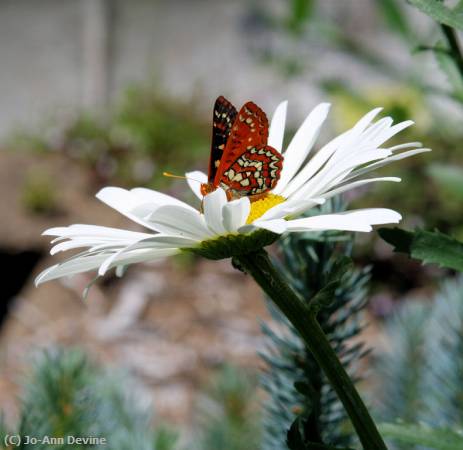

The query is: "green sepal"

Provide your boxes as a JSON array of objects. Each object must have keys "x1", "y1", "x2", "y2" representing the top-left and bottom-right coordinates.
[{"x1": 185, "y1": 229, "x2": 279, "y2": 260}]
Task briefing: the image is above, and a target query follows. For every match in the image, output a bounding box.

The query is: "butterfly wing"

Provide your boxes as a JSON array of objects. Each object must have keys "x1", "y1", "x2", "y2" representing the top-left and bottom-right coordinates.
[
  {"x1": 208, "y1": 96, "x2": 237, "y2": 183},
  {"x1": 215, "y1": 101, "x2": 283, "y2": 196},
  {"x1": 214, "y1": 101, "x2": 269, "y2": 185},
  {"x1": 221, "y1": 145, "x2": 284, "y2": 196}
]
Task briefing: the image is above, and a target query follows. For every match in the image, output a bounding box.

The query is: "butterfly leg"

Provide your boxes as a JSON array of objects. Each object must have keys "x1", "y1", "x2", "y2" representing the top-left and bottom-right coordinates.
[{"x1": 226, "y1": 190, "x2": 235, "y2": 201}]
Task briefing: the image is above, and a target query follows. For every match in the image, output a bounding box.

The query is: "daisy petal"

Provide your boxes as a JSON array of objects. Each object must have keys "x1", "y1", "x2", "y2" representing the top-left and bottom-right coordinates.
[
  {"x1": 275, "y1": 103, "x2": 331, "y2": 193},
  {"x1": 131, "y1": 187, "x2": 194, "y2": 210},
  {"x1": 253, "y1": 219, "x2": 288, "y2": 234},
  {"x1": 388, "y1": 141, "x2": 422, "y2": 152},
  {"x1": 186, "y1": 170, "x2": 208, "y2": 199},
  {"x1": 148, "y1": 205, "x2": 213, "y2": 240},
  {"x1": 281, "y1": 132, "x2": 348, "y2": 197},
  {"x1": 282, "y1": 108, "x2": 384, "y2": 198},
  {"x1": 344, "y1": 148, "x2": 431, "y2": 182},
  {"x1": 286, "y1": 217, "x2": 372, "y2": 232},
  {"x1": 203, "y1": 188, "x2": 227, "y2": 234},
  {"x1": 98, "y1": 237, "x2": 190, "y2": 275},
  {"x1": 36, "y1": 248, "x2": 179, "y2": 285},
  {"x1": 96, "y1": 187, "x2": 159, "y2": 230},
  {"x1": 320, "y1": 176, "x2": 401, "y2": 200},
  {"x1": 222, "y1": 197, "x2": 251, "y2": 232},
  {"x1": 36, "y1": 254, "x2": 110, "y2": 285},
  {"x1": 51, "y1": 240, "x2": 116, "y2": 255},
  {"x1": 294, "y1": 149, "x2": 393, "y2": 200},
  {"x1": 137, "y1": 235, "x2": 197, "y2": 247},
  {"x1": 103, "y1": 248, "x2": 179, "y2": 270},
  {"x1": 352, "y1": 107, "x2": 383, "y2": 132},
  {"x1": 285, "y1": 208, "x2": 401, "y2": 233},
  {"x1": 375, "y1": 120, "x2": 414, "y2": 146},
  {"x1": 343, "y1": 208, "x2": 402, "y2": 225},
  {"x1": 326, "y1": 108, "x2": 385, "y2": 163},
  {"x1": 43, "y1": 224, "x2": 152, "y2": 240},
  {"x1": 257, "y1": 198, "x2": 325, "y2": 221},
  {"x1": 268, "y1": 100, "x2": 288, "y2": 152}
]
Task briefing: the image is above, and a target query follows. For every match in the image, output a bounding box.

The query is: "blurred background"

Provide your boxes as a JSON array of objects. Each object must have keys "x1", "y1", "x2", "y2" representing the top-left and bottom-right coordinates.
[{"x1": 1, "y1": 0, "x2": 462, "y2": 448}]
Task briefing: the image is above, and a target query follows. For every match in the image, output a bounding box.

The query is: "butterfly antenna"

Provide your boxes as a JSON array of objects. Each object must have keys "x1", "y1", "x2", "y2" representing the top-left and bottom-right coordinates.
[{"x1": 163, "y1": 172, "x2": 202, "y2": 184}]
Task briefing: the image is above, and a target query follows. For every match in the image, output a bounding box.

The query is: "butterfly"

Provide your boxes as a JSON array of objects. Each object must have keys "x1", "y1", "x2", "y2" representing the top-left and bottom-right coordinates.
[{"x1": 200, "y1": 96, "x2": 284, "y2": 200}]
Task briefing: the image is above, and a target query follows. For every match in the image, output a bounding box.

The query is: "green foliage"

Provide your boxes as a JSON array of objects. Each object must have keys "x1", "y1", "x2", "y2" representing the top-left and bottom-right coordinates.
[
  {"x1": 261, "y1": 202, "x2": 370, "y2": 449},
  {"x1": 252, "y1": 0, "x2": 463, "y2": 241},
  {"x1": 195, "y1": 365, "x2": 260, "y2": 450},
  {"x1": 7, "y1": 348, "x2": 177, "y2": 450},
  {"x1": 112, "y1": 83, "x2": 208, "y2": 178},
  {"x1": 427, "y1": 163, "x2": 463, "y2": 202},
  {"x1": 7, "y1": 128, "x2": 51, "y2": 154},
  {"x1": 21, "y1": 171, "x2": 58, "y2": 215},
  {"x1": 378, "y1": 423, "x2": 463, "y2": 450},
  {"x1": 286, "y1": 417, "x2": 355, "y2": 450},
  {"x1": 378, "y1": 228, "x2": 463, "y2": 271},
  {"x1": 324, "y1": 78, "x2": 463, "y2": 238},
  {"x1": 408, "y1": 0, "x2": 463, "y2": 101},
  {"x1": 377, "y1": 0, "x2": 412, "y2": 40},
  {"x1": 376, "y1": 301, "x2": 429, "y2": 424},
  {"x1": 407, "y1": 0, "x2": 463, "y2": 31},
  {"x1": 7, "y1": 82, "x2": 209, "y2": 189},
  {"x1": 286, "y1": 0, "x2": 314, "y2": 35},
  {"x1": 60, "y1": 113, "x2": 113, "y2": 165},
  {"x1": 153, "y1": 426, "x2": 179, "y2": 450},
  {"x1": 434, "y1": 39, "x2": 463, "y2": 100},
  {"x1": 376, "y1": 276, "x2": 463, "y2": 447},
  {"x1": 420, "y1": 277, "x2": 463, "y2": 427},
  {"x1": 2, "y1": 351, "x2": 264, "y2": 450}
]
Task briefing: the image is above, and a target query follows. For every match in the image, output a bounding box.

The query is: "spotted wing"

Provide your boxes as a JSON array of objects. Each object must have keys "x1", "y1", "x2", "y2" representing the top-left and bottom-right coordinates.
[
  {"x1": 220, "y1": 145, "x2": 284, "y2": 196},
  {"x1": 208, "y1": 96, "x2": 237, "y2": 183},
  {"x1": 213, "y1": 101, "x2": 269, "y2": 186}
]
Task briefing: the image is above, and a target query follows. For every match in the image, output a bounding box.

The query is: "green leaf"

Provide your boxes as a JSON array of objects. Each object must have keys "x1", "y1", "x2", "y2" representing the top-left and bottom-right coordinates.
[
  {"x1": 378, "y1": 228, "x2": 463, "y2": 271},
  {"x1": 287, "y1": 417, "x2": 308, "y2": 450},
  {"x1": 287, "y1": 0, "x2": 314, "y2": 34},
  {"x1": 287, "y1": 418, "x2": 355, "y2": 450},
  {"x1": 455, "y1": 0, "x2": 463, "y2": 15},
  {"x1": 407, "y1": 0, "x2": 463, "y2": 30},
  {"x1": 377, "y1": 0, "x2": 411, "y2": 39},
  {"x1": 427, "y1": 163, "x2": 463, "y2": 201},
  {"x1": 308, "y1": 281, "x2": 340, "y2": 309},
  {"x1": 434, "y1": 41, "x2": 463, "y2": 100},
  {"x1": 154, "y1": 426, "x2": 178, "y2": 450},
  {"x1": 378, "y1": 228, "x2": 414, "y2": 253},
  {"x1": 294, "y1": 381, "x2": 317, "y2": 399},
  {"x1": 328, "y1": 256, "x2": 353, "y2": 283},
  {"x1": 379, "y1": 422, "x2": 463, "y2": 450}
]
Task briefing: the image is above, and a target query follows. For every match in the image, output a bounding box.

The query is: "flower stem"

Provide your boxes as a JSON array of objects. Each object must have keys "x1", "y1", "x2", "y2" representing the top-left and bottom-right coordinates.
[{"x1": 234, "y1": 249, "x2": 387, "y2": 450}]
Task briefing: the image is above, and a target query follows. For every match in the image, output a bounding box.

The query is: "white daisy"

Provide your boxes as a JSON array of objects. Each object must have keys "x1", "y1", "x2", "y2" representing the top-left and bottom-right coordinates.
[{"x1": 35, "y1": 101, "x2": 430, "y2": 286}]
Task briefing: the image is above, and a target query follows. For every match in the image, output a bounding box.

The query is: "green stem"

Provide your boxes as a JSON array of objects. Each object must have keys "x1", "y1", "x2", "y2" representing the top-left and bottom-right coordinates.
[
  {"x1": 234, "y1": 249, "x2": 387, "y2": 450},
  {"x1": 441, "y1": 23, "x2": 463, "y2": 78}
]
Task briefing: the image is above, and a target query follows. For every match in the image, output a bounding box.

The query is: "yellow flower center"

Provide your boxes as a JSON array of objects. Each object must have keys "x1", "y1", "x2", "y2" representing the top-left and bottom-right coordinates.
[{"x1": 246, "y1": 194, "x2": 285, "y2": 224}]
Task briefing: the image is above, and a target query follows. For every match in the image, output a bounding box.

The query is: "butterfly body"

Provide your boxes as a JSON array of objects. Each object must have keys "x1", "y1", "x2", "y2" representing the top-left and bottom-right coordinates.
[{"x1": 200, "y1": 96, "x2": 283, "y2": 200}]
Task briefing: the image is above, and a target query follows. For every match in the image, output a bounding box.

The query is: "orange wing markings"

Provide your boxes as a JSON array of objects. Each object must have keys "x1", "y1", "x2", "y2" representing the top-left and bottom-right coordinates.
[
  {"x1": 202, "y1": 97, "x2": 283, "y2": 199},
  {"x1": 214, "y1": 102, "x2": 269, "y2": 186}
]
